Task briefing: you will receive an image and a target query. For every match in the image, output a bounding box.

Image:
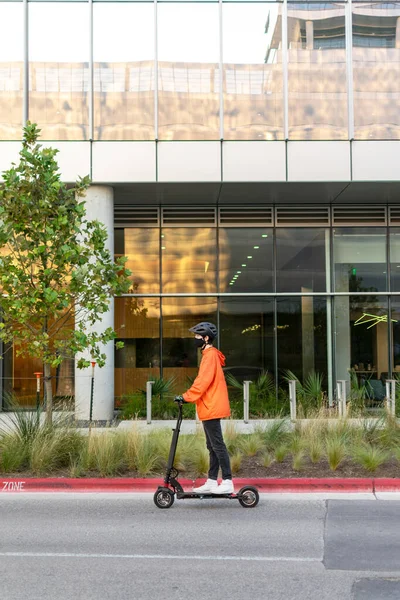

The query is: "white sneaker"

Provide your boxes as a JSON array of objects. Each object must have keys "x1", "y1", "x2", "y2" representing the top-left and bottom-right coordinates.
[
  {"x1": 214, "y1": 480, "x2": 234, "y2": 494},
  {"x1": 192, "y1": 479, "x2": 218, "y2": 493}
]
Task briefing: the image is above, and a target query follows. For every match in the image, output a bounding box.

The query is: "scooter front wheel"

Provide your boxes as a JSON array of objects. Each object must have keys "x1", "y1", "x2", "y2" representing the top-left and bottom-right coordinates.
[
  {"x1": 154, "y1": 487, "x2": 175, "y2": 509},
  {"x1": 238, "y1": 486, "x2": 259, "y2": 508}
]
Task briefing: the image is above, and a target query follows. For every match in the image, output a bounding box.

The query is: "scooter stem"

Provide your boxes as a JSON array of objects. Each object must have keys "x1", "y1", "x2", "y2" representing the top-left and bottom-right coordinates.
[{"x1": 164, "y1": 402, "x2": 183, "y2": 483}]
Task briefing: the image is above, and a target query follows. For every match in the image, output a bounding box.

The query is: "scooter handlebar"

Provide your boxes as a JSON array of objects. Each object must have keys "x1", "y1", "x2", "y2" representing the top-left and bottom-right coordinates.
[{"x1": 174, "y1": 395, "x2": 187, "y2": 404}]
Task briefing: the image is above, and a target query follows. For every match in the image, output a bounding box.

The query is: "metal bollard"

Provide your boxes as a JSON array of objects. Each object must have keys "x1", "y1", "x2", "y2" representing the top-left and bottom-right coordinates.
[
  {"x1": 288, "y1": 380, "x2": 297, "y2": 421},
  {"x1": 386, "y1": 380, "x2": 396, "y2": 417},
  {"x1": 89, "y1": 361, "x2": 96, "y2": 431},
  {"x1": 337, "y1": 380, "x2": 347, "y2": 418},
  {"x1": 146, "y1": 380, "x2": 154, "y2": 425},
  {"x1": 243, "y1": 380, "x2": 252, "y2": 424}
]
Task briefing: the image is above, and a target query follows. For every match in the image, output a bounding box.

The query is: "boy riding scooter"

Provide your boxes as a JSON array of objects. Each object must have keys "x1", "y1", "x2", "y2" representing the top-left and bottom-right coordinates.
[{"x1": 174, "y1": 322, "x2": 234, "y2": 495}]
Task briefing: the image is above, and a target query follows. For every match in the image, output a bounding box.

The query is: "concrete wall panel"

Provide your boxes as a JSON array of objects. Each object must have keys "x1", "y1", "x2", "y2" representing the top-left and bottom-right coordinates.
[
  {"x1": 352, "y1": 141, "x2": 400, "y2": 181},
  {"x1": 223, "y1": 142, "x2": 286, "y2": 182},
  {"x1": 157, "y1": 142, "x2": 221, "y2": 182},
  {"x1": 92, "y1": 142, "x2": 156, "y2": 183},
  {"x1": 287, "y1": 141, "x2": 351, "y2": 182}
]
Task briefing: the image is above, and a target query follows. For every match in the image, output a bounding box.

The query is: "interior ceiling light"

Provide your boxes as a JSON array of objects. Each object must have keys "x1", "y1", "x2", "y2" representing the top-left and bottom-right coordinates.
[{"x1": 354, "y1": 313, "x2": 397, "y2": 329}]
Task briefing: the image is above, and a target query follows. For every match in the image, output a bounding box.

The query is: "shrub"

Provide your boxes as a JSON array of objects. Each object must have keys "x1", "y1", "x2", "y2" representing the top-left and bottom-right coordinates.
[
  {"x1": 262, "y1": 452, "x2": 274, "y2": 468},
  {"x1": 292, "y1": 451, "x2": 305, "y2": 471},
  {"x1": 230, "y1": 451, "x2": 243, "y2": 474},
  {"x1": 224, "y1": 421, "x2": 240, "y2": 454},
  {"x1": 326, "y1": 437, "x2": 346, "y2": 471},
  {"x1": 351, "y1": 444, "x2": 389, "y2": 473},
  {"x1": 274, "y1": 445, "x2": 289, "y2": 463},
  {"x1": 238, "y1": 434, "x2": 264, "y2": 457},
  {"x1": 0, "y1": 434, "x2": 28, "y2": 473},
  {"x1": 262, "y1": 419, "x2": 291, "y2": 451},
  {"x1": 283, "y1": 370, "x2": 326, "y2": 416},
  {"x1": 125, "y1": 429, "x2": 163, "y2": 476},
  {"x1": 87, "y1": 432, "x2": 127, "y2": 477},
  {"x1": 308, "y1": 438, "x2": 324, "y2": 464}
]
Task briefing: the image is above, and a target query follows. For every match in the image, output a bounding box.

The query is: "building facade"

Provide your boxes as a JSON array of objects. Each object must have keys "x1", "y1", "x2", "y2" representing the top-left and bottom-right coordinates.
[{"x1": 1, "y1": 0, "x2": 400, "y2": 418}]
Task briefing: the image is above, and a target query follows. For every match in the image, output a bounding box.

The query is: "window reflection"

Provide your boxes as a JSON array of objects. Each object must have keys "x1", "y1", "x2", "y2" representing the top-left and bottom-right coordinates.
[
  {"x1": 391, "y1": 298, "x2": 400, "y2": 375},
  {"x1": 333, "y1": 228, "x2": 387, "y2": 293},
  {"x1": 276, "y1": 228, "x2": 327, "y2": 293},
  {"x1": 29, "y1": 3, "x2": 89, "y2": 140},
  {"x1": 157, "y1": 4, "x2": 220, "y2": 140},
  {"x1": 287, "y1": 2, "x2": 348, "y2": 140},
  {"x1": 93, "y1": 4, "x2": 154, "y2": 140},
  {"x1": 219, "y1": 228, "x2": 273, "y2": 292},
  {"x1": 162, "y1": 297, "x2": 217, "y2": 391},
  {"x1": 335, "y1": 296, "x2": 389, "y2": 402},
  {"x1": 0, "y1": 4, "x2": 23, "y2": 140},
  {"x1": 390, "y1": 228, "x2": 400, "y2": 291},
  {"x1": 223, "y1": 4, "x2": 283, "y2": 140},
  {"x1": 353, "y1": 2, "x2": 400, "y2": 139},
  {"x1": 114, "y1": 297, "x2": 160, "y2": 398},
  {"x1": 115, "y1": 228, "x2": 159, "y2": 294},
  {"x1": 220, "y1": 297, "x2": 274, "y2": 383},
  {"x1": 161, "y1": 228, "x2": 217, "y2": 293},
  {"x1": 277, "y1": 297, "x2": 327, "y2": 383}
]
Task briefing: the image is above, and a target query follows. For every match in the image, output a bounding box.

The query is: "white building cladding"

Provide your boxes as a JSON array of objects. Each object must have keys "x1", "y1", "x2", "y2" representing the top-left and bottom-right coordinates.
[{"x1": 1, "y1": 0, "x2": 400, "y2": 419}]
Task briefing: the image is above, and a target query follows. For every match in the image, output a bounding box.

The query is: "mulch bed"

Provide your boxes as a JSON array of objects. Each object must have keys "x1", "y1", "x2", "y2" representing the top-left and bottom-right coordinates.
[
  {"x1": 236, "y1": 456, "x2": 400, "y2": 479},
  {"x1": 2, "y1": 457, "x2": 400, "y2": 479}
]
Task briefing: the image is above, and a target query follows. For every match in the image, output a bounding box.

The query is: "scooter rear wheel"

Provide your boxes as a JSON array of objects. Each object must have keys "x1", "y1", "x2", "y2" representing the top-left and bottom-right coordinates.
[
  {"x1": 154, "y1": 487, "x2": 175, "y2": 509},
  {"x1": 238, "y1": 486, "x2": 259, "y2": 508}
]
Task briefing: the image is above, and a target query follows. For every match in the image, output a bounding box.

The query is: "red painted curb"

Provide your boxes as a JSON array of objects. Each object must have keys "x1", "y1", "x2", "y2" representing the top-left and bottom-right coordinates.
[
  {"x1": 2, "y1": 477, "x2": 399, "y2": 493},
  {"x1": 373, "y1": 478, "x2": 400, "y2": 492}
]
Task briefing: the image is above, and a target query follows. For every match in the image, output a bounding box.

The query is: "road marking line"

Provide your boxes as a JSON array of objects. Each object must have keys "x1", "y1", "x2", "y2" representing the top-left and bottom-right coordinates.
[{"x1": 0, "y1": 552, "x2": 320, "y2": 563}]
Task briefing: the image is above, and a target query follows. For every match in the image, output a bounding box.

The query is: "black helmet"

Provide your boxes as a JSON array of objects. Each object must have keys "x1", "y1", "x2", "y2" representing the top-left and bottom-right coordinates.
[{"x1": 189, "y1": 322, "x2": 217, "y2": 341}]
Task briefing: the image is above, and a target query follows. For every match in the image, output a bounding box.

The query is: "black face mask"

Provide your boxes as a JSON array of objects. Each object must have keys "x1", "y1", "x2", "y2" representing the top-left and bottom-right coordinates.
[{"x1": 194, "y1": 338, "x2": 205, "y2": 349}]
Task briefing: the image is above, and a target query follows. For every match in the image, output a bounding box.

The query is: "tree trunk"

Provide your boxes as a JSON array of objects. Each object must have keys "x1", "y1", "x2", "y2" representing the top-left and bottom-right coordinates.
[{"x1": 44, "y1": 362, "x2": 53, "y2": 425}]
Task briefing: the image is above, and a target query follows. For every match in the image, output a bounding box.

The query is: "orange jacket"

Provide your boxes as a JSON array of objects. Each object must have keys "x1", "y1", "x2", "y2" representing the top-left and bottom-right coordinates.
[{"x1": 183, "y1": 347, "x2": 231, "y2": 421}]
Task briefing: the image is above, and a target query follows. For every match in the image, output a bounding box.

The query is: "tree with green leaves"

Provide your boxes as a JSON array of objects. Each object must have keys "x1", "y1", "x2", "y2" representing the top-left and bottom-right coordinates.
[{"x1": 0, "y1": 122, "x2": 131, "y2": 423}]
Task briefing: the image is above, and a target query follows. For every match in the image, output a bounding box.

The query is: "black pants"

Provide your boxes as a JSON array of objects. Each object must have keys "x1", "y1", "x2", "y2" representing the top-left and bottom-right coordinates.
[{"x1": 202, "y1": 419, "x2": 232, "y2": 481}]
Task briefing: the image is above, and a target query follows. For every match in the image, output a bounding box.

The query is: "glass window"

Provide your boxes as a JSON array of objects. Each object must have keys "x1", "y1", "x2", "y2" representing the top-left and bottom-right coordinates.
[
  {"x1": 29, "y1": 3, "x2": 89, "y2": 140},
  {"x1": 333, "y1": 228, "x2": 387, "y2": 293},
  {"x1": 220, "y1": 296, "x2": 274, "y2": 379},
  {"x1": 391, "y1": 298, "x2": 400, "y2": 375},
  {"x1": 287, "y1": 2, "x2": 348, "y2": 140},
  {"x1": 162, "y1": 297, "x2": 217, "y2": 392},
  {"x1": 353, "y1": 2, "x2": 400, "y2": 139},
  {"x1": 157, "y1": 4, "x2": 220, "y2": 140},
  {"x1": 222, "y1": 3, "x2": 283, "y2": 140},
  {"x1": 277, "y1": 296, "x2": 327, "y2": 383},
  {"x1": 276, "y1": 228, "x2": 328, "y2": 293},
  {"x1": 115, "y1": 228, "x2": 160, "y2": 294},
  {"x1": 114, "y1": 297, "x2": 160, "y2": 398},
  {"x1": 93, "y1": 4, "x2": 154, "y2": 140},
  {"x1": 0, "y1": 3, "x2": 23, "y2": 140},
  {"x1": 161, "y1": 228, "x2": 217, "y2": 293},
  {"x1": 335, "y1": 296, "x2": 389, "y2": 402},
  {"x1": 219, "y1": 228, "x2": 273, "y2": 292},
  {"x1": 390, "y1": 228, "x2": 400, "y2": 292}
]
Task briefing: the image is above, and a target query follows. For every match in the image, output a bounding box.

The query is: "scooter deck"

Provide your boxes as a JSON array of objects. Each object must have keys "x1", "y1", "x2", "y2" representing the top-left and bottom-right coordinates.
[{"x1": 176, "y1": 491, "x2": 237, "y2": 500}]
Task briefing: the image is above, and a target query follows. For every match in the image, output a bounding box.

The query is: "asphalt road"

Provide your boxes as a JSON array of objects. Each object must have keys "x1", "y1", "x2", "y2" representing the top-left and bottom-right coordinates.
[{"x1": 1, "y1": 493, "x2": 400, "y2": 600}]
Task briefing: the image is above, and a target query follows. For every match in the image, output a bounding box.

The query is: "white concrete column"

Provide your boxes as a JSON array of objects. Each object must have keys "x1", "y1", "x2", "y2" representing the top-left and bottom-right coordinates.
[
  {"x1": 396, "y1": 17, "x2": 400, "y2": 49},
  {"x1": 75, "y1": 185, "x2": 115, "y2": 422},
  {"x1": 305, "y1": 21, "x2": 314, "y2": 50}
]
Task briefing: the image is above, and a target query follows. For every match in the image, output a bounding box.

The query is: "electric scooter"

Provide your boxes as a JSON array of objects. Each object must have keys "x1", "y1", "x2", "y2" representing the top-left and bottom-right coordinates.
[{"x1": 153, "y1": 400, "x2": 259, "y2": 509}]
